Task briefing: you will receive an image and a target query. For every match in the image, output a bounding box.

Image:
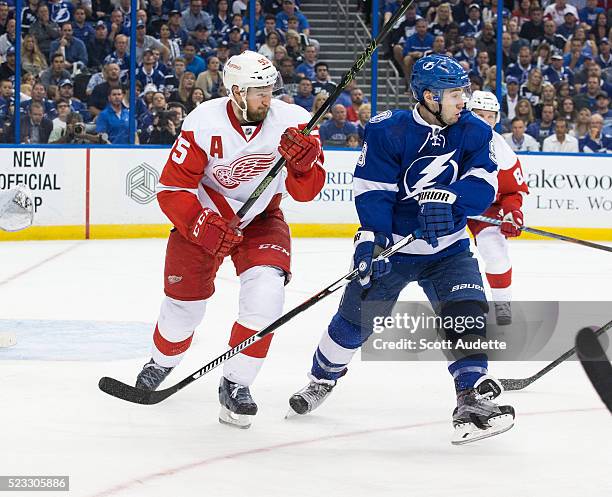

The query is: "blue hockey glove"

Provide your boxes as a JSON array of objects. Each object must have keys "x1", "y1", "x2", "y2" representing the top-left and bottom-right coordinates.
[
  {"x1": 417, "y1": 187, "x2": 457, "y2": 248},
  {"x1": 353, "y1": 229, "x2": 392, "y2": 289}
]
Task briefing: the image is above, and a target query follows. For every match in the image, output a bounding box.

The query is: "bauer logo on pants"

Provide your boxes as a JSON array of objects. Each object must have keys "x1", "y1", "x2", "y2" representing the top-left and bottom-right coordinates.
[{"x1": 126, "y1": 163, "x2": 160, "y2": 204}]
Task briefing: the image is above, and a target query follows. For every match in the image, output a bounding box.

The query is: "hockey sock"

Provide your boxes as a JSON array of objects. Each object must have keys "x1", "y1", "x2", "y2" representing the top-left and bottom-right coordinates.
[
  {"x1": 311, "y1": 313, "x2": 360, "y2": 381},
  {"x1": 486, "y1": 268, "x2": 512, "y2": 302}
]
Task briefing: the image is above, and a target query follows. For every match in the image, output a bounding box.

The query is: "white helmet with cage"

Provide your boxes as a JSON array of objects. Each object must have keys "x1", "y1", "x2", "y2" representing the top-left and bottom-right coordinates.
[
  {"x1": 223, "y1": 51, "x2": 280, "y2": 121},
  {"x1": 467, "y1": 90, "x2": 500, "y2": 124}
]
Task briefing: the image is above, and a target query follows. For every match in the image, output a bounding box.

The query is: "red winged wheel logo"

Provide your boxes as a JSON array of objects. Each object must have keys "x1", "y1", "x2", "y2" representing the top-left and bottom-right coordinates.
[{"x1": 213, "y1": 153, "x2": 276, "y2": 189}]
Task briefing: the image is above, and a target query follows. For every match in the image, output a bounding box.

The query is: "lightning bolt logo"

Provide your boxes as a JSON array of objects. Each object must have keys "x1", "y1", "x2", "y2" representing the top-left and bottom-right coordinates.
[{"x1": 403, "y1": 150, "x2": 458, "y2": 200}]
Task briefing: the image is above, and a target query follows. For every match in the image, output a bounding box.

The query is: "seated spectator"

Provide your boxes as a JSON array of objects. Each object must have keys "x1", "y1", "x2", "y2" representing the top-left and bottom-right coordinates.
[
  {"x1": 195, "y1": 56, "x2": 223, "y2": 100},
  {"x1": 295, "y1": 44, "x2": 317, "y2": 80},
  {"x1": 21, "y1": 82, "x2": 56, "y2": 117},
  {"x1": 594, "y1": 93, "x2": 612, "y2": 126},
  {"x1": 483, "y1": 65, "x2": 497, "y2": 93},
  {"x1": 226, "y1": 26, "x2": 245, "y2": 56},
  {"x1": 0, "y1": 77, "x2": 13, "y2": 123},
  {"x1": 459, "y1": 4, "x2": 482, "y2": 38},
  {"x1": 137, "y1": 49, "x2": 167, "y2": 92},
  {"x1": 558, "y1": 96, "x2": 577, "y2": 123},
  {"x1": 452, "y1": 0, "x2": 472, "y2": 25},
  {"x1": 278, "y1": 56, "x2": 300, "y2": 97},
  {"x1": 72, "y1": 7, "x2": 95, "y2": 46},
  {"x1": 21, "y1": 34, "x2": 48, "y2": 78},
  {"x1": 311, "y1": 90, "x2": 331, "y2": 122},
  {"x1": 182, "y1": 41, "x2": 206, "y2": 77},
  {"x1": 571, "y1": 107, "x2": 592, "y2": 138},
  {"x1": 223, "y1": 13, "x2": 248, "y2": 41},
  {"x1": 515, "y1": 98, "x2": 536, "y2": 126},
  {"x1": 319, "y1": 104, "x2": 358, "y2": 147},
  {"x1": 136, "y1": 20, "x2": 169, "y2": 64},
  {"x1": 216, "y1": 41, "x2": 231, "y2": 66},
  {"x1": 258, "y1": 30, "x2": 281, "y2": 60},
  {"x1": 564, "y1": 38, "x2": 591, "y2": 72},
  {"x1": 272, "y1": 44, "x2": 288, "y2": 68},
  {"x1": 0, "y1": 17, "x2": 15, "y2": 61},
  {"x1": 96, "y1": 86, "x2": 129, "y2": 144},
  {"x1": 501, "y1": 76, "x2": 520, "y2": 121},
  {"x1": 188, "y1": 24, "x2": 216, "y2": 61},
  {"x1": 575, "y1": 75, "x2": 607, "y2": 111},
  {"x1": 88, "y1": 61, "x2": 122, "y2": 118},
  {"x1": 276, "y1": 0, "x2": 309, "y2": 36},
  {"x1": 182, "y1": 0, "x2": 213, "y2": 38},
  {"x1": 22, "y1": 0, "x2": 41, "y2": 34},
  {"x1": 213, "y1": 0, "x2": 231, "y2": 37},
  {"x1": 165, "y1": 57, "x2": 186, "y2": 92},
  {"x1": 429, "y1": 3, "x2": 453, "y2": 37},
  {"x1": 88, "y1": 22, "x2": 112, "y2": 71},
  {"x1": 29, "y1": 4, "x2": 60, "y2": 57},
  {"x1": 20, "y1": 101, "x2": 53, "y2": 144},
  {"x1": 312, "y1": 62, "x2": 336, "y2": 97},
  {"x1": 53, "y1": 111, "x2": 108, "y2": 144},
  {"x1": 168, "y1": 9, "x2": 189, "y2": 47},
  {"x1": 107, "y1": 9, "x2": 130, "y2": 42},
  {"x1": 543, "y1": 0, "x2": 578, "y2": 27},
  {"x1": 557, "y1": 12, "x2": 579, "y2": 42},
  {"x1": 345, "y1": 87, "x2": 366, "y2": 123},
  {"x1": 507, "y1": 46, "x2": 536, "y2": 84},
  {"x1": 257, "y1": 14, "x2": 279, "y2": 47},
  {"x1": 454, "y1": 33, "x2": 478, "y2": 70},
  {"x1": 146, "y1": 108, "x2": 181, "y2": 144},
  {"x1": 284, "y1": 29, "x2": 303, "y2": 64},
  {"x1": 519, "y1": 6, "x2": 544, "y2": 42},
  {"x1": 57, "y1": 79, "x2": 89, "y2": 121},
  {"x1": 39, "y1": 53, "x2": 70, "y2": 89},
  {"x1": 579, "y1": 0, "x2": 604, "y2": 28},
  {"x1": 533, "y1": 19, "x2": 566, "y2": 51},
  {"x1": 543, "y1": 117, "x2": 578, "y2": 152},
  {"x1": 400, "y1": 18, "x2": 434, "y2": 86},
  {"x1": 49, "y1": 23, "x2": 89, "y2": 71},
  {"x1": 519, "y1": 68, "x2": 544, "y2": 109},
  {"x1": 590, "y1": 14, "x2": 609, "y2": 47},
  {"x1": 356, "y1": 103, "x2": 371, "y2": 142},
  {"x1": 527, "y1": 103, "x2": 556, "y2": 146},
  {"x1": 579, "y1": 113, "x2": 612, "y2": 152},
  {"x1": 503, "y1": 117, "x2": 540, "y2": 151},
  {"x1": 595, "y1": 38, "x2": 611, "y2": 71},
  {"x1": 168, "y1": 71, "x2": 196, "y2": 108},
  {"x1": 544, "y1": 52, "x2": 574, "y2": 86},
  {"x1": 566, "y1": 27, "x2": 597, "y2": 60},
  {"x1": 187, "y1": 87, "x2": 205, "y2": 112},
  {"x1": 104, "y1": 33, "x2": 130, "y2": 75},
  {"x1": 48, "y1": 99, "x2": 71, "y2": 142},
  {"x1": 346, "y1": 133, "x2": 360, "y2": 148},
  {"x1": 293, "y1": 77, "x2": 313, "y2": 111},
  {"x1": 146, "y1": 0, "x2": 170, "y2": 36},
  {"x1": 0, "y1": 45, "x2": 17, "y2": 80}
]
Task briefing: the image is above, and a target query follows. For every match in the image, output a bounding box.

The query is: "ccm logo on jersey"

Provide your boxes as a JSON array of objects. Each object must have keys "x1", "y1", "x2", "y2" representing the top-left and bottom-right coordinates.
[
  {"x1": 213, "y1": 153, "x2": 276, "y2": 189},
  {"x1": 450, "y1": 283, "x2": 485, "y2": 293},
  {"x1": 258, "y1": 243, "x2": 290, "y2": 257}
]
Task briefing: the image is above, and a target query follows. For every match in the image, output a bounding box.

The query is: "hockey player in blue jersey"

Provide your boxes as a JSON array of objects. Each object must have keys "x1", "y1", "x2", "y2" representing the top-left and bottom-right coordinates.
[{"x1": 287, "y1": 54, "x2": 515, "y2": 444}]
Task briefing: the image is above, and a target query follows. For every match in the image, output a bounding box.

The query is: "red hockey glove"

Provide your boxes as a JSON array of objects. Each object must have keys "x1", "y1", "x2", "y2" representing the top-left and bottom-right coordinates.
[
  {"x1": 500, "y1": 209, "x2": 524, "y2": 238},
  {"x1": 188, "y1": 208, "x2": 243, "y2": 257},
  {"x1": 278, "y1": 127, "x2": 321, "y2": 175}
]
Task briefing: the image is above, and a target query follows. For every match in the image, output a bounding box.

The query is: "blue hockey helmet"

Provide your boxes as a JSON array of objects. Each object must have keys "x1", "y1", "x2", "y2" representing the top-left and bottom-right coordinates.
[{"x1": 410, "y1": 54, "x2": 470, "y2": 103}]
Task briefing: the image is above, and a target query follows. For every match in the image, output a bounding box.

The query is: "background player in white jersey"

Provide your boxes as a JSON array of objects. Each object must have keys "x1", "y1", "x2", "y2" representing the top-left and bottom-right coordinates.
[
  {"x1": 466, "y1": 91, "x2": 529, "y2": 326},
  {"x1": 135, "y1": 51, "x2": 325, "y2": 429},
  {"x1": 0, "y1": 186, "x2": 34, "y2": 232}
]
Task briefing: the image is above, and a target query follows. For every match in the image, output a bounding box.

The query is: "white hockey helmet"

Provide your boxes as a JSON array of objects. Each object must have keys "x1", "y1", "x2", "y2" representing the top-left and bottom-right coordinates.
[
  {"x1": 467, "y1": 90, "x2": 500, "y2": 124},
  {"x1": 223, "y1": 51, "x2": 279, "y2": 120}
]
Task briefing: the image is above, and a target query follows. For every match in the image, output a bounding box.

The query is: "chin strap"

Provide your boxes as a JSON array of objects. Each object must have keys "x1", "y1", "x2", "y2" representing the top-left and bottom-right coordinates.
[{"x1": 420, "y1": 99, "x2": 449, "y2": 127}]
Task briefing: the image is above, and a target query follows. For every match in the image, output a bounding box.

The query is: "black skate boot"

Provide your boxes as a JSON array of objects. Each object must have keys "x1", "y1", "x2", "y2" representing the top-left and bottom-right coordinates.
[
  {"x1": 494, "y1": 301, "x2": 512, "y2": 326},
  {"x1": 218, "y1": 377, "x2": 258, "y2": 429},
  {"x1": 287, "y1": 375, "x2": 336, "y2": 417},
  {"x1": 135, "y1": 359, "x2": 174, "y2": 391},
  {"x1": 451, "y1": 382, "x2": 515, "y2": 445}
]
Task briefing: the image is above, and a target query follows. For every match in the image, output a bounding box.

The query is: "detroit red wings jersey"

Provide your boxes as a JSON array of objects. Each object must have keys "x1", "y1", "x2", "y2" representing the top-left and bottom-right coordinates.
[
  {"x1": 492, "y1": 131, "x2": 529, "y2": 211},
  {"x1": 157, "y1": 97, "x2": 323, "y2": 233}
]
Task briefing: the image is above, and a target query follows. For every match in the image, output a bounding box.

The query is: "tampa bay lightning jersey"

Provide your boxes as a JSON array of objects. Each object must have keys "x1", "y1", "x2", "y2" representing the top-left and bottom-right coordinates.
[{"x1": 353, "y1": 105, "x2": 498, "y2": 259}]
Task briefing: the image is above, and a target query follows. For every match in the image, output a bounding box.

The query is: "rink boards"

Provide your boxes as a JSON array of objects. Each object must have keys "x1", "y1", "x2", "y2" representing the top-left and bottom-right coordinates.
[{"x1": 0, "y1": 147, "x2": 611, "y2": 241}]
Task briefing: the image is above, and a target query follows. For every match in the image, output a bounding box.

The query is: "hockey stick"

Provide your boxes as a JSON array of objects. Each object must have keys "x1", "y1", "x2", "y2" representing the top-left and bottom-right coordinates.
[
  {"x1": 500, "y1": 319, "x2": 612, "y2": 391},
  {"x1": 228, "y1": 0, "x2": 416, "y2": 229},
  {"x1": 468, "y1": 215, "x2": 612, "y2": 253},
  {"x1": 99, "y1": 231, "x2": 422, "y2": 404},
  {"x1": 576, "y1": 326, "x2": 612, "y2": 414}
]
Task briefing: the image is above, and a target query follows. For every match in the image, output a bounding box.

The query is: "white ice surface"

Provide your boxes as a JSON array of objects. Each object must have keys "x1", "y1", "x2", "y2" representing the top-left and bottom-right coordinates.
[{"x1": 1, "y1": 238, "x2": 611, "y2": 497}]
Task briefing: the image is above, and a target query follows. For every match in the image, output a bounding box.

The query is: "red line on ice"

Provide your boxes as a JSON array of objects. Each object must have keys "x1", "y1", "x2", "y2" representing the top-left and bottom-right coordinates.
[{"x1": 88, "y1": 406, "x2": 604, "y2": 497}]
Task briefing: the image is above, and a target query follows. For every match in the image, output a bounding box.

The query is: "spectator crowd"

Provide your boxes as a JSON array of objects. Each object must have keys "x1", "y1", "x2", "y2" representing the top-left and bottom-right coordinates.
[{"x1": 0, "y1": 0, "x2": 609, "y2": 152}]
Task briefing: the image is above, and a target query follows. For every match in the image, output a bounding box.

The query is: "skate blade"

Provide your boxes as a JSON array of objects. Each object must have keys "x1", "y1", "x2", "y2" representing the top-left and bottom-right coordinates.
[
  {"x1": 219, "y1": 406, "x2": 252, "y2": 429},
  {"x1": 451, "y1": 414, "x2": 514, "y2": 445},
  {"x1": 284, "y1": 407, "x2": 301, "y2": 419},
  {"x1": 0, "y1": 332, "x2": 17, "y2": 348}
]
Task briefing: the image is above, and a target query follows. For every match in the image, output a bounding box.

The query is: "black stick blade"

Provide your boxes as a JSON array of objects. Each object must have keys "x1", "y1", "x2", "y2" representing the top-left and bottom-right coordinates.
[
  {"x1": 500, "y1": 378, "x2": 534, "y2": 391},
  {"x1": 576, "y1": 327, "x2": 612, "y2": 413},
  {"x1": 99, "y1": 377, "x2": 157, "y2": 405}
]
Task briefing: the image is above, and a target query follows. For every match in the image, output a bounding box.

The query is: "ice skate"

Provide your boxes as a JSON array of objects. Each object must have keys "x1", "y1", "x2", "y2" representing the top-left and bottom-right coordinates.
[
  {"x1": 286, "y1": 375, "x2": 336, "y2": 417},
  {"x1": 451, "y1": 380, "x2": 515, "y2": 445},
  {"x1": 135, "y1": 359, "x2": 174, "y2": 391},
  {"x1": 218, "y1": 377, "x2": 258, "y2": 429},
  {"x1": 494, "y1": 301, "x2": 512, "y2": 326}
]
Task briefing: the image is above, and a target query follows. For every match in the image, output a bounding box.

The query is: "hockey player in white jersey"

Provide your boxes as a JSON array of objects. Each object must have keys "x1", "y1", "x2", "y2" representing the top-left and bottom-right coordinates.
[
  {"x1": 134, "y1": 51, "x2": 325, "y2": 428},
  {"x1": 466, "y1": 91, "x2": 529, "y2": 325},
  {"x1": 0, "y1": 186, "x2": 34, "y2": 232}
]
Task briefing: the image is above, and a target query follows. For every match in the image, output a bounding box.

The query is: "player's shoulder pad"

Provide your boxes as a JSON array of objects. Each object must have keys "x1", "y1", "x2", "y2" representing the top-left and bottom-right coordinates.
[
  {"x1": 458, "y1": 109, "x2": 493, "y2": 143},
  {"x1": 181, "y1": 97, "x2": 227, "y2": 132},
  {"x1": 365, "y1": 109, "x2": 411, "y2": 143},
  {"x1": 271, "y1": 98, "x2": 312, "y2": 125}
]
